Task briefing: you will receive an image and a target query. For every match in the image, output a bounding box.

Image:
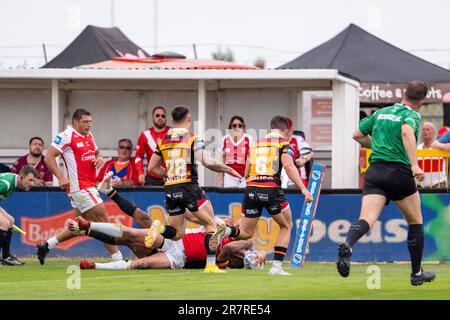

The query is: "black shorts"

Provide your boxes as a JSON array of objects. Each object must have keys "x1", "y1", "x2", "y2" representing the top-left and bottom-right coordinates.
[
  {"x1": 164, "y1": 183, "x2": 209, "y2": 216},
  {"x1": 242, "y1": 186, "x2": 289, "y2": 218},
  {"x1": 363, "y1": 162, "x2": 417, "y2": 204}
]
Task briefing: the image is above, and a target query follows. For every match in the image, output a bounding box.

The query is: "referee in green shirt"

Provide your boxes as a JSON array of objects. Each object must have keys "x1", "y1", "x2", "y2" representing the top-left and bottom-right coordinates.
[{"x1": 337, "y1": 81, "x2": 436, "y2": 286}]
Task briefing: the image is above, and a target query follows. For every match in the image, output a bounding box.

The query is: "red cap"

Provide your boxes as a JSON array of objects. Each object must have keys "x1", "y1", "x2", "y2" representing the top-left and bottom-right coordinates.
[
  {"x1": 286, "y1": 117, "x2": 293, "y2": 130},
  {"x1": 437, "y1": 126, "x2": 450, "y2": 138}
]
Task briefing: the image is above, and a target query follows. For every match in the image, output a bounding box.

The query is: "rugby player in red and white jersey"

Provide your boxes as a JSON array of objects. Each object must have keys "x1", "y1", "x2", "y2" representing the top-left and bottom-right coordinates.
[
  {"x1": 217, "y1": 116, "x2": 253, "y2": 188},
  {"x1": 281, "y1": 118, "x2": 314, "y2": 188},
  {"x1": 36, "y1": 108, "x2": 123, "y2": 265},
  {"x1": 69, "y1": 216, "x2": 265, "y2": 270},
  {"x1": 135, "y1": 106, "x2": 171, "y2": 186}
]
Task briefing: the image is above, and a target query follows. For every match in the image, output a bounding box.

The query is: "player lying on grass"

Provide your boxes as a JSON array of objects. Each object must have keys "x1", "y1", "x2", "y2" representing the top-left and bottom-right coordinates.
[
  {"x1": 67, "y1": 216, "x2": 265, "y2": 270},
  {"x1": 0, "y1": 166, "x2": 39, "y2": 266},
  {"x1": 97, "y1": 171, "x2": 202, "y2": 228}
]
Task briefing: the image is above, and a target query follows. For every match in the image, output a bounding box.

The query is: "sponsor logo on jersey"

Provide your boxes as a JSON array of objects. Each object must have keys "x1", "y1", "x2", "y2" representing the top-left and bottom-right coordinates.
[
  {"x1": 53, "y1": 136, "x2": 62, "y2": 144},
  {"x1": 80, "y1": 150, "x2": 96, "y2": 162},
  {"x1": 377, "y1": 114, "x2": 401, "y2": 122}
]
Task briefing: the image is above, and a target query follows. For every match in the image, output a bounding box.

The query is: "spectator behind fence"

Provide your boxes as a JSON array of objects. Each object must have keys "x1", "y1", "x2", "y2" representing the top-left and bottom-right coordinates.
[
  {"x1": 281, "y1": 118, "x2": 314, "y2": 188},
  {"x1": 135, "y1": 106, "x2": 171, "y2": 186},
  {"x1": 217, "y1": 116, "x2": 253, "y2": 188},
  {"x1": 11, "y1": 137, "x2": 52, "y2": 186},
  {"x1": 97, "y1": 138, "x2": 139, "y2": 187},
  {"x1": 0, "y1": 164, "x2": 10, "y2": 173},
  {"x1": 417, "y1": 122, "x2": 446, "y2": 188}
]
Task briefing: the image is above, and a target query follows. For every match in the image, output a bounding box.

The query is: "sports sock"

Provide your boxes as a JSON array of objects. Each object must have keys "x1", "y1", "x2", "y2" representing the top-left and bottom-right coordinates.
[
  {"x1": 95, "y1": 260, "x2": 130, "y2": 270},
  {"x1": 111, "y1": 251, "x2": 123, "y2": 261},
  {"x1": 273, "y1": 246, "x2": 287, "y2": 265},
  {"x1": 206, "y1": 254, "x2": 216, "y2": 265},
  {"x1": 90, "y1": 222, "x2": 123, "y2": 237},
  {"x1": 161, "y1": 225, "x2": 177, "y2": 239},
  {"x1": 107, "y1": 190, "x2": 137, "y2": 217},
  {"x1": 47, "y1": 236, "x2": 59, "y2": 250},
  {"x1": 225, "y1": 226, "x2": 240, "y2": 237},
  {"x1": 2, "y1": 228, "x2": 13, "y2": 259},
  {"x1": 158, "y1": 238, "x2": 167, "y2": 250},
  {"x1": 87, "y1": 230, "x2": 116, "y2": 245},
  {"x1": 0, "y1": 229, "x2": 7, "y2": 256},
  {"x1": 407, "y1": 224, "x2": 424, "y2": 274},
  {"x1": 345, "y1": 219, "x2": 370, "y2": 247},
  {"x1": 204, "y1": 232, "x2": 215, "y2": 255}
]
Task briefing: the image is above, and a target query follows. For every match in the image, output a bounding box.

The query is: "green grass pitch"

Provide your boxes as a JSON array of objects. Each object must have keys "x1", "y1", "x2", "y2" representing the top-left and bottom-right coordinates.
[{"x1": 0, "y1": 259, "x2": 448, "y2": 300}]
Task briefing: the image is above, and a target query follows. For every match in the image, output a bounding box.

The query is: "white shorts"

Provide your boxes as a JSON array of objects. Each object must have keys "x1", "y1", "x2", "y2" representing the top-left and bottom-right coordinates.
[
  {"x1": 224, "y1": 173, "x2": 246, "y2": 188},
  {"x1": 68, "y1": 187, "x2": 103, "y2": 214},
  {"x1": 161, "y1": 239, "x2": 186, "y2": 269}
]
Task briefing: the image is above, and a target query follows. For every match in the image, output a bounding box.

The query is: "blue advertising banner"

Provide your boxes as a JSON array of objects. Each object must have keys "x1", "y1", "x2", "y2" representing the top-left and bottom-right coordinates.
[{"x1": 1, "y1": 189, "x2": 449, "y2": 262}]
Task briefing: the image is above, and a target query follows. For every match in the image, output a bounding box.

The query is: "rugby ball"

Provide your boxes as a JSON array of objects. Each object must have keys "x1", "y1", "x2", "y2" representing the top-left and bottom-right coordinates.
[{"x1": 243, "y1": 253, "x2": 264, "y2": 270}]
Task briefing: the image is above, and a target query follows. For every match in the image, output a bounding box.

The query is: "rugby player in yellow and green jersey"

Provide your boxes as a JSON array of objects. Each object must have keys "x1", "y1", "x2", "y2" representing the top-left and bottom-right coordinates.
[
  {"x1": 338, "y1": 81, "x2": 436, "y2": 286},
  {"x1": 0, "y1": 166, "x2": 38, "y2": 265},
  {"x1": 229, "y1": 116, "x2": 313, "y2": 276},
  {"x1": 146, "y1": 106, "x2": 242, "y2": 273}
]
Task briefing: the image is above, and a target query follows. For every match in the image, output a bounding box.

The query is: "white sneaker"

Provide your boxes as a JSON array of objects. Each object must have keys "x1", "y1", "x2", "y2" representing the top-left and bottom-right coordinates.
[
  {"x1": 97, "y1": 171, "x2": 113, "y2": 194},
  {"x1": 269, "y1": 265, "x2": 292, "y2": 276}
]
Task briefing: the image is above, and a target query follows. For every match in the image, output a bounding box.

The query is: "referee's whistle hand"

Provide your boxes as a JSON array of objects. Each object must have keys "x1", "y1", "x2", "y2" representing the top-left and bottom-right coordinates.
[{"x1": 412, "y1": 165, "x2": 425, "y2": 182}]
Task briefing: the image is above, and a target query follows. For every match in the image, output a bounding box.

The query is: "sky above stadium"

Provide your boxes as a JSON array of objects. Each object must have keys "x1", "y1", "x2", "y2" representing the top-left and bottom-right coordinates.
[{"x1": 1, "y1": 0, "x2": 449, "y2": 69}]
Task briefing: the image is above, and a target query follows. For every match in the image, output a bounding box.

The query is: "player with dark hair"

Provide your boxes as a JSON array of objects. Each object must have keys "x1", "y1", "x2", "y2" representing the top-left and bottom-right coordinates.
[
  {"x1": 145, "y1": 105, "x2": 242, "y2": 273},
  {"x1": 224, "y1": 115, "x2": 313, "y2": 275},
  {"x1": 68, "y1": 215, "x2": 265, "y2": 271},
  {"x1": 37, "y1": 108, "x2": 124, "y2": 265},
  {"x1": 338, "y1": 81, "x2": 436, "y2": 286},
  {"x1": 0, "y1": 166, "x2": 39, "y2": 265}
]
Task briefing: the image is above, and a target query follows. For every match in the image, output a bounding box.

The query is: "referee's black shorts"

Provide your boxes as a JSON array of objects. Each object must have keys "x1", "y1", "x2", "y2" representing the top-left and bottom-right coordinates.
[{"x1": 363, "y1": 162, "x2": 417, "y2": 204}]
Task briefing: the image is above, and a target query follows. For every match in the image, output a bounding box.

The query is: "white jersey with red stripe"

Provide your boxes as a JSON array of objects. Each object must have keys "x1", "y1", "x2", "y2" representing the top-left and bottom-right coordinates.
[
  {"x1": 135, "y1": 126, "x2": 170, "y2": 178},
  {"x1": 220, "y1": 134, "x2": 253, "y2": 177},
  {"x1": 51, "y1": 126, "x2": 98, "y2": 193}
]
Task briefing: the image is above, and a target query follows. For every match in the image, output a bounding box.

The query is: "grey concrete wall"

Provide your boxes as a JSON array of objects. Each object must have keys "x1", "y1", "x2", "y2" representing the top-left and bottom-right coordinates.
[{"x1": 0, "y1": 89, "x2": 52, "y2": 148}]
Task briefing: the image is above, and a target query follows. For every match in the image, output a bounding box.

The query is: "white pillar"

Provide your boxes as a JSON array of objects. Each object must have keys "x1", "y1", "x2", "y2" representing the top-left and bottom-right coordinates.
[
  {"x1": 331, "y1": 81, "x2": 359, "y2": 188},
  {"x1": 197, "y1": 79, "x2": 206, "y2": 186},
  {"x1": 51, "y1": 79, "x2": 61, "y2": 186}
]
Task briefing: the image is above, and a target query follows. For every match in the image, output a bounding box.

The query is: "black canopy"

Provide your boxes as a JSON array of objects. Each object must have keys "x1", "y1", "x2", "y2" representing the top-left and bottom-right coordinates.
[
  {"x1": 43, "y1": 25, "x2": 150, "y2": 68},
  {"x1": 279, "y1": 24, "x2": 450, "y2": 83}
]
